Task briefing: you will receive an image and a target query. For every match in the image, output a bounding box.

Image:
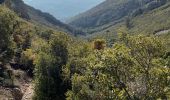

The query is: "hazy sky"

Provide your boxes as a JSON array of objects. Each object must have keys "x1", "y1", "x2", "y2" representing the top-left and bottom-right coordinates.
[{"x1": 23, "y1": 0, "x2": 104, "y2": 21}]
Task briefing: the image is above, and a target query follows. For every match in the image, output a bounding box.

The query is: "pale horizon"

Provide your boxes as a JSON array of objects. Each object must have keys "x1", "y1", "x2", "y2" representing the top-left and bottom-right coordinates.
[{"x1": 23, "y1": 0, "x2": 105, "y2": 21}]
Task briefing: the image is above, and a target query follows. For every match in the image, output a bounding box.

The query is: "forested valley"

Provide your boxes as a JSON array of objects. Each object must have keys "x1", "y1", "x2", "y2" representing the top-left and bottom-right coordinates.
[{"x1": 0, "y1": 0, "x2": 170, "y2": 100}]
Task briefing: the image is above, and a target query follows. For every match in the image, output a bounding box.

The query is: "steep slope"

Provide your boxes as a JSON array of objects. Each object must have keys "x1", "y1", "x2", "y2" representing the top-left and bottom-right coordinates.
[
  {"x1": 68, "y1": 0, "x2": 168, "y2": 33},
  {"x1": 0, "y1": 0, "x2": 83, "y2": 35},
  {"x1": 23, "y1": 0, "x2": 105, "y2": 21},
  {"x1": 0, "y1": 4, "x2": 74, "y2": 99},
  {"x1": 93, "y1": 1, "x2": 170, "y2": 35}
]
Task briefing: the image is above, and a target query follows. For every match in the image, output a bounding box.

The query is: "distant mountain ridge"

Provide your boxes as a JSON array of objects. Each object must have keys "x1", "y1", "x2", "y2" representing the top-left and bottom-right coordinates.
[
  {"x1": 68, "y1": 0, "x2": 168, "y2": 33},
  {"x1": 0, "y1": 0, "x2": 84, "y2": 35},
  {"x1": 23, "y1": 0, "x2": 105, "y2": 21}
]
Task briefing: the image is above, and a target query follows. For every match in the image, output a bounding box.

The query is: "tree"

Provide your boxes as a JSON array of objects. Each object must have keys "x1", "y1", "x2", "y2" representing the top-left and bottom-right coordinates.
[
  {"x1": 34, "y1": 52, "x2": 58, "y2": 100},
  {"x1": 34, "y1": 33, "x2": 69, "y2": 100},
  {"x1": 120, "y1": 34, "x2": 170, "y2": 99},
  {"x1": 125, "y1": 17, "x2": 132, "y2": 29},
  {"x1": 50, "y1": 34, "x2": 69, "y2": 66},
  {"x1": 66, "y1": 42, "x2": 134, "y2": 100}
]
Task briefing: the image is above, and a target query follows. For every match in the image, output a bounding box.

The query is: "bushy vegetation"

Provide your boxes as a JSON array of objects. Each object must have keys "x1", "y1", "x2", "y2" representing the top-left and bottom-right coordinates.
[
  {"x1": 0, "y1": 1, "x2": 170, "y2": 100},
  {"x1": 0, "y1": 5, "x2": 40, "y2": 86},
  {"x1": 32, "y1": 30, "x2": 170, "y2": 99},
  {"x1": 33, "y1": 33, "x2": 70, "y2": 100},
  {"x1": 63, "y1": 34, "x2": 170, "y2": 100},
  {"x1": 0, "y1": 6, "x2": 16, "y2": 64}
]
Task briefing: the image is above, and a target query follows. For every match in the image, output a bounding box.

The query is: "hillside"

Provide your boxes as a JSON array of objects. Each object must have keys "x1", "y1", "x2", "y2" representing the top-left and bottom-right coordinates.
[
  {"x1": 0, "y1": 0, "x2": 170, "y2": 100},
  {"x1": 0, "y1": 0, "x2": 83, "y2": 35},
  {"x1": 68, "y1": 0, "x2": 169, "y2": 34},
  {"x1": 88, "y1": 1, "x2": 170, "y2": 35},
  {"x1": 0, "y1": 4, "x2": 75, "y2": 99},
  {"x1": 23, "y1": 0, "x2": 104, "y2": 21}
]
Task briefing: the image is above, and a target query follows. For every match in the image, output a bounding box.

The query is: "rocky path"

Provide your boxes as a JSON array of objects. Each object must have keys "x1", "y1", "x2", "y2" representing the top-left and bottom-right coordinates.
[{"x1": 22, "y1": 83, "x2": 34, "y2": 100}]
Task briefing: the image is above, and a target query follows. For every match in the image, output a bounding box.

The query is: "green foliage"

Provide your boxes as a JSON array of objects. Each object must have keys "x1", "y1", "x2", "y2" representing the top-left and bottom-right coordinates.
[
  {"x1": 34, "y1": 32, "x2": 70, "y2": 100},
  {"x1": 50, "y1": 34, "x2": 69, "y2": 66},
  {"x1": 120, "y1": 34, "x2": 169, "y2": 99},
  {"x1": 38, "y1": 30, "x2": 53, "y2": 40},
  {"x1": 66, "y1": 34, "x2": 170, "y2": 100},
  {"x1": 0, "y1": 6, "x2": 16, "y2": 64},
  {"x1": 20, "y1": 49, "x2": 35, "y2": 76},
  {"x1": 1, "y1": 1, "x2": 170, "y2": 100},
  {"x1": 0, "y1": 5, "x2": 34, "y2": 64},
  {"x1": 34, "y1": 52, "x2": 58, "y2": 100}
]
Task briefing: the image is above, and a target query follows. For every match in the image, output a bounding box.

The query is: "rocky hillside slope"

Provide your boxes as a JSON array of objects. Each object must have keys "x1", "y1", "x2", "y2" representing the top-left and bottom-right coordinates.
[
  {"x1": 68, "y1": 0, "x2": 168, "y2": 34},
  {"x1": 0, "y1": 0, "x2": 84, "y2": 35}
]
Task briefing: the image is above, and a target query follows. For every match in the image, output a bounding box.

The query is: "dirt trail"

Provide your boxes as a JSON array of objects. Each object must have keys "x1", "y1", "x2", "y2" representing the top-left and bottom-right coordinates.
[{"x1": 21, "y1": 83, "x2": 34, "y2": 100}]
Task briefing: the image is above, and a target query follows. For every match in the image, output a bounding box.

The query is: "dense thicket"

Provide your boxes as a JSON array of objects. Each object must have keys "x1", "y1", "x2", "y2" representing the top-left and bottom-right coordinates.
[{"x1": 63, "y1": 34, "x2": 170, "y2": 100}]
